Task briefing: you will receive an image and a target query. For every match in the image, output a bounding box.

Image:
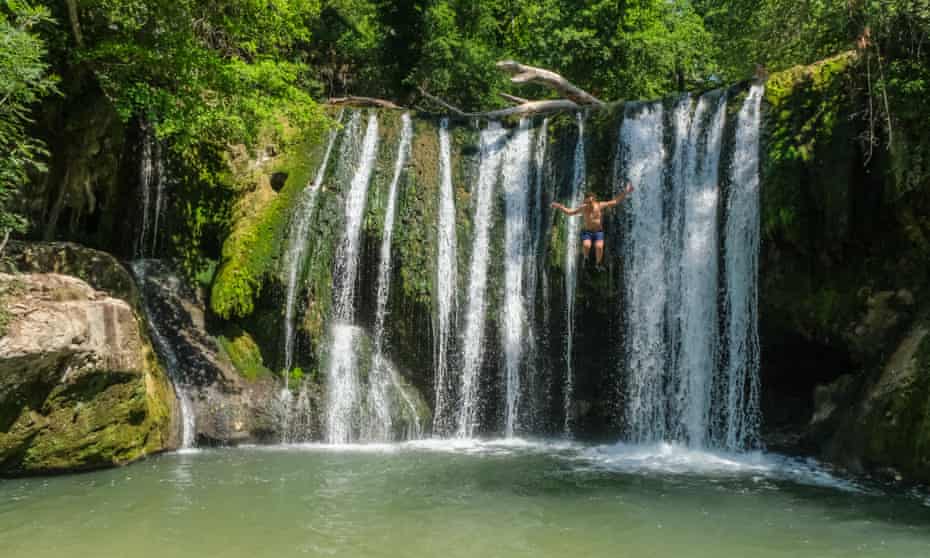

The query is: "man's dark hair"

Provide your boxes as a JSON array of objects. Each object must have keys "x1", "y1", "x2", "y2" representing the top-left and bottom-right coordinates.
[{"x1": 584, "y1": 191, "x2": 596, "y2": 199}]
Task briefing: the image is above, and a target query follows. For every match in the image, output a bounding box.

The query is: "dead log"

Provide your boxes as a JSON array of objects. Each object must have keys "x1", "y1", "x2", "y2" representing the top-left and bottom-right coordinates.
[
  {"x1": 327, "y1": 96, "x2": 403, "y2": 109},
  {"x1": 496, "y1": 61, "x2": 604, "y2": 107},
  {"x1": 419, "y1": 87, "x2": 579, "y2": 119}
]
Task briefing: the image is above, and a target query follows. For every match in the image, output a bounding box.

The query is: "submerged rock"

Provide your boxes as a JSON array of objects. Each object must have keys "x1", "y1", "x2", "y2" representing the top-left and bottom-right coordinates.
[{"x1": 0, "y1": 273, "x2": 176, "y2": 476}]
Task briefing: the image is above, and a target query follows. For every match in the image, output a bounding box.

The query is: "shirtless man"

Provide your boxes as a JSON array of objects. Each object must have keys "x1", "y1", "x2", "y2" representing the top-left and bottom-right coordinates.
[{"x1": 551, "y1": 182, "x2": 635, "y2": 268}]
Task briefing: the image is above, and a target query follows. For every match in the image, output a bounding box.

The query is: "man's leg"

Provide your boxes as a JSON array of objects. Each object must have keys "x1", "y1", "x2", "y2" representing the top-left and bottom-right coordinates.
[
  {"x1": 582, "y1": 239, "x2": 592, "y2": 261},
  {"x1": 595, "y1": 240, "x2": 605, "y2": 265}
]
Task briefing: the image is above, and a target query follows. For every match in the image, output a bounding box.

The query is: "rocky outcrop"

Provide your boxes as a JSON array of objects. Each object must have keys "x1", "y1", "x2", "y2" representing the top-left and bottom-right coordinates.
[
  {"x1": 0, "y1": 273, "x2": 176, "y2": 476},
  {"x1": 759, "y1": 54, "x2": 930, "y2": 481},
  {"x1": 2, "y1": 241, "x2": 139, "y2": 303},
  {"x1": 133, "y1": 260, "x2": 283, "y2": 444},
  {"x1": 810, "y1": 319, "x2": 930, "y2": 482}
]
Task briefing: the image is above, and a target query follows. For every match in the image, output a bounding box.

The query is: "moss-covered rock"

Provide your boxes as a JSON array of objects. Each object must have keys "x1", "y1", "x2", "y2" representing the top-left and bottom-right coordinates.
[
  {"x1": 0, "y1": 273, "x2": 176, "y2": 476},
  {"x1": 813, "y1": 317, "x2": 930, "y2": 482}
]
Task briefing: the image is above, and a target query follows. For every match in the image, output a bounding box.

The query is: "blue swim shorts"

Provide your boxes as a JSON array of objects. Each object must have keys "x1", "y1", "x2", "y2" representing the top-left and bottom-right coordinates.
[{"x1": 580, "y1": 230, "x2": 605, "y2": 242}]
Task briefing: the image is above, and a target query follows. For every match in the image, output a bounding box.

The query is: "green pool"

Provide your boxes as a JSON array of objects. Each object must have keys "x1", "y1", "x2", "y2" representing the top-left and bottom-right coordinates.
[{"x1": 2, "y1": 441, "x2": 928, "y2": 557}]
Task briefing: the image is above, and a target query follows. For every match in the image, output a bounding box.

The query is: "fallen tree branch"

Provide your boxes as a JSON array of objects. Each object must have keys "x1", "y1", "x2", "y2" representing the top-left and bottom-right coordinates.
[
  {"x1": 496, "y1": 61, "x2": 604, "y2": 106},
  {"x1": 327, "y1": 96, "x2": 403, "y2": 109},
  {"x1": 479, "y1": 100, "x2": 581, "y2": 119},
  {"x1": 419, "y1": 87, "x2": 579, "y2": 119},
  {"x1": 417, "y1": 87, "x2": 466, "y2": 116},
  {"x1": 499, "y1": 93, "x2": 529, "y2": 105}
]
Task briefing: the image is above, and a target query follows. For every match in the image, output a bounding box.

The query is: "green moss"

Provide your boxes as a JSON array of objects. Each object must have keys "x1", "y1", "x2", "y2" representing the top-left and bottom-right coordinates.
[
  {"x1": 1, "y1": 333, "x2": 174, "y2": 475},
  {"x1": 218, "y1": 326, "x2": 273, "y2": 381},
  {"x1": 762, "y1": 51, "x2": 858, "y2": 244},
  {"x1": 210, "y1": 136, "x2": 327, "y2": 319}
]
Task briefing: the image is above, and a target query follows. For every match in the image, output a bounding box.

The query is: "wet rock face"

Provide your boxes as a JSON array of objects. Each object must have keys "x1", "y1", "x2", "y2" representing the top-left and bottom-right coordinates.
[
  {"x1": 810, "y1": 321, "x2": 930, "y2": 482},
  {"x1": 0, "y1": 273, "x2": 175, "y2": 476},
  {"x1": 132, "y1": 261, "x2": 281, "y2": 445}
]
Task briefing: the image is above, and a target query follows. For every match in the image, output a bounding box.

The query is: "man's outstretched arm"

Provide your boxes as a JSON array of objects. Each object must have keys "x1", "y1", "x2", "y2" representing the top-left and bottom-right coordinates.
[
  {"x1": 551, "y1": 202, "x2": 583, "y2": 216},
  {"x1": 603, "y1": 182, "x2": 635, "y2": 209}
]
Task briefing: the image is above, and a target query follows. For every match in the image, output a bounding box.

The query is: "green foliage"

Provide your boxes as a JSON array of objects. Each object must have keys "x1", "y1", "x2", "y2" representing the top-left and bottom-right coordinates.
[
  {"x1": 0, "y1": 1, "x2": 58, "y2": 237},
  {"x1": 60, "y1": 0, "x2": 327, "y2": 156}
]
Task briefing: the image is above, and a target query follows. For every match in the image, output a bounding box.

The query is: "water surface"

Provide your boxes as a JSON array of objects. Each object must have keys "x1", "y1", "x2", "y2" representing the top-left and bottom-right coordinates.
[{"x1": 2, "y1": 441, "x2": 929, "y2": 558}]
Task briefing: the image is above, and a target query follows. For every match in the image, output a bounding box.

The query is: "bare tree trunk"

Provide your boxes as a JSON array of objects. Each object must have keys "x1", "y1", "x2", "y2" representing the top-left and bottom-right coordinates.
[{"x1": 64, "y1": 0, "x2": 84, "y2": 48}]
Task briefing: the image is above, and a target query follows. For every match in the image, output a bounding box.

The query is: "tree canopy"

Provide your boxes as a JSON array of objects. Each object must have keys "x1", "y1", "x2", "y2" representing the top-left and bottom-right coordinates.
[{"x1": 1, "y1": 0, "x2": 927, "y2": 245}]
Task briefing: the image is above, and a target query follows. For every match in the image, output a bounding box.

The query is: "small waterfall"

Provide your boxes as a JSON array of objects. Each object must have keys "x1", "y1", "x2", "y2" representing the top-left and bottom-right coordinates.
[
  {"x1": 675, "y1": 92, "x2": 727, "y2": 448},
  {"x1": 500, "y1": 119, "x2": 534, "y2": 437},
  {"x1": 523, "y1": 117, "x2": 549, "y2": 429},
  {"x1": 281, "y1": 112, "x2": 343, "y2": 381},
  {"x1": 130, "y1": 260, "x2": 196, "y2": 449},
  {"x1": 718, "y1": 85, "x2": 764, "y2": 450},
  {"x1": 135, "y1": 126, "x2": 165, "y2": 258},
  {"x1": 433, "y1": 118, "x2": 459, "y2": 435},
  {"x1": 325, "y1": 112, "x2": 380, "y2": 444},
  {"x1": 620, "y1": 102, "x2": 668, "y2": 443},
  {"x1": 562, "y1": 113, "x2": 587, "y2": 436},
  {"x1": 366, "y1": 113, "x2": 418, "y2": 441},
  {"x1": 456, "y1": 122, "x2": 507, "y2": 438}
]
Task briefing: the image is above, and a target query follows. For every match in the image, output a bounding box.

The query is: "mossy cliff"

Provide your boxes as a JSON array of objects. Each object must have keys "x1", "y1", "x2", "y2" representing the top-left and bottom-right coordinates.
[{"x1": 759, "y1": 51, "x2": 930, "y2": 481}]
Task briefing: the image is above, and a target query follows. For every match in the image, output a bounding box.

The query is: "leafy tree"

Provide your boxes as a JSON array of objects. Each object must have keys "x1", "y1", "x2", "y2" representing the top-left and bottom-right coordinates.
[
  {"x1": 52, "y1": 0, "x2": 329, "y2": 157},
  {"x1": 0, "y1": 1, "x2": 57, "y2": 245}
]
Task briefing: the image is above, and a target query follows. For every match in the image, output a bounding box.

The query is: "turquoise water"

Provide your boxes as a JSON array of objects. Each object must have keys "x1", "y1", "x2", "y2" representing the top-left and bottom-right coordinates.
[{"x1": 2, "y1": 441, "x2": 929, "y2": 557}]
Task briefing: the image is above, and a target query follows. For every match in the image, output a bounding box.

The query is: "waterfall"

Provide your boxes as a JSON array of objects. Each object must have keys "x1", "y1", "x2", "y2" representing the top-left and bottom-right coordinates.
[
  {"x1": 718, "y1": 85, "x2": 764, "y2": 450},
  {"x1": 664, "y1": 95, "x2": 693, "y2": 398},
  {"x1": 136, "y1": 126, "x2": 165, "y2": 258},
  {"x1": 456, "y1": 122, "x2": 507, "y2": 438},
  {"x1": 433, "y1": 118, "x2": 459, "y2": 435},
  {"x1": 617, "y1": 87, "x2": 762, "y2": 451},
  {"x1": 325, "y1": 112, "x2": 380, "y2": 444},
  {"x1": 675, "y1": 92, "x2": 727, "y2": 448},
  {"x1": 365, "y1": 113, "x2": 419, "y2": 441},
  {"x1": 523, "y1": 117, "x2": 548, "y2": 430},
  {"x1": 500, "y1": 119, "x2": 534, "y2": 437},
  {"x1": 130, "y1": 260, "x2": 196, "y2": 449},
  {"x1": 562, "y1": 113, "x2": 587, "y2": 436},
  {"x1": 620, "y1": 102, "x2": 668, "y2": 443},
  {"x1": 280, "y1": 112, "x2": 343, "y2": 381}
]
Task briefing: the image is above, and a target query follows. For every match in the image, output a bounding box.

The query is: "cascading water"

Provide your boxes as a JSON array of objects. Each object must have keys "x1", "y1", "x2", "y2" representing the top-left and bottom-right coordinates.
[
  {"x1": 618, "y1": 88, "x2": 762, "y2": 451},
  {"x1": 135, "y1": 126, "x2": 165, "y2": 258},
  {"x1": 325, "y1": 112, "x2": 380, "y2": 444},
  {"x1": 130, "y1": 260, "x2": 196, "y2": 449},
  {"x1": 619, "y1": 102, "x2": 668, "y2": 443},
  {"x1": 523, "y1": 117, "x2": 549, "y2": 429},
  {"x1": 278, "y1": 112, "x2": 343, "y2": 444},
  {"x1": 132, "y1": 129, "x2": 196, "y2": 449},
  {"x1": 433, "y1": 118, "x2": 459, "y2": 435},
  {"x1": 717, "y1": 85, "x2": 764, "y2": 450},
  {"x1": 365, "y1": 113, "x2": 419, "y2": 441},
  {"x1": 500, "y1": 119, "x2": 534, "y2": 437},
  {"x1": 456, "y1": 122, "x2": 507, "y2": 438},
  {"x1": 675, "y1": 92, "x2": 727, "y2": 447},
  {"x1": 562, "y1": 113, "x2": 587, "y2": 436},
  {"x1": 281, "y1": 111, "x2": 343, "y2": 379}
]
